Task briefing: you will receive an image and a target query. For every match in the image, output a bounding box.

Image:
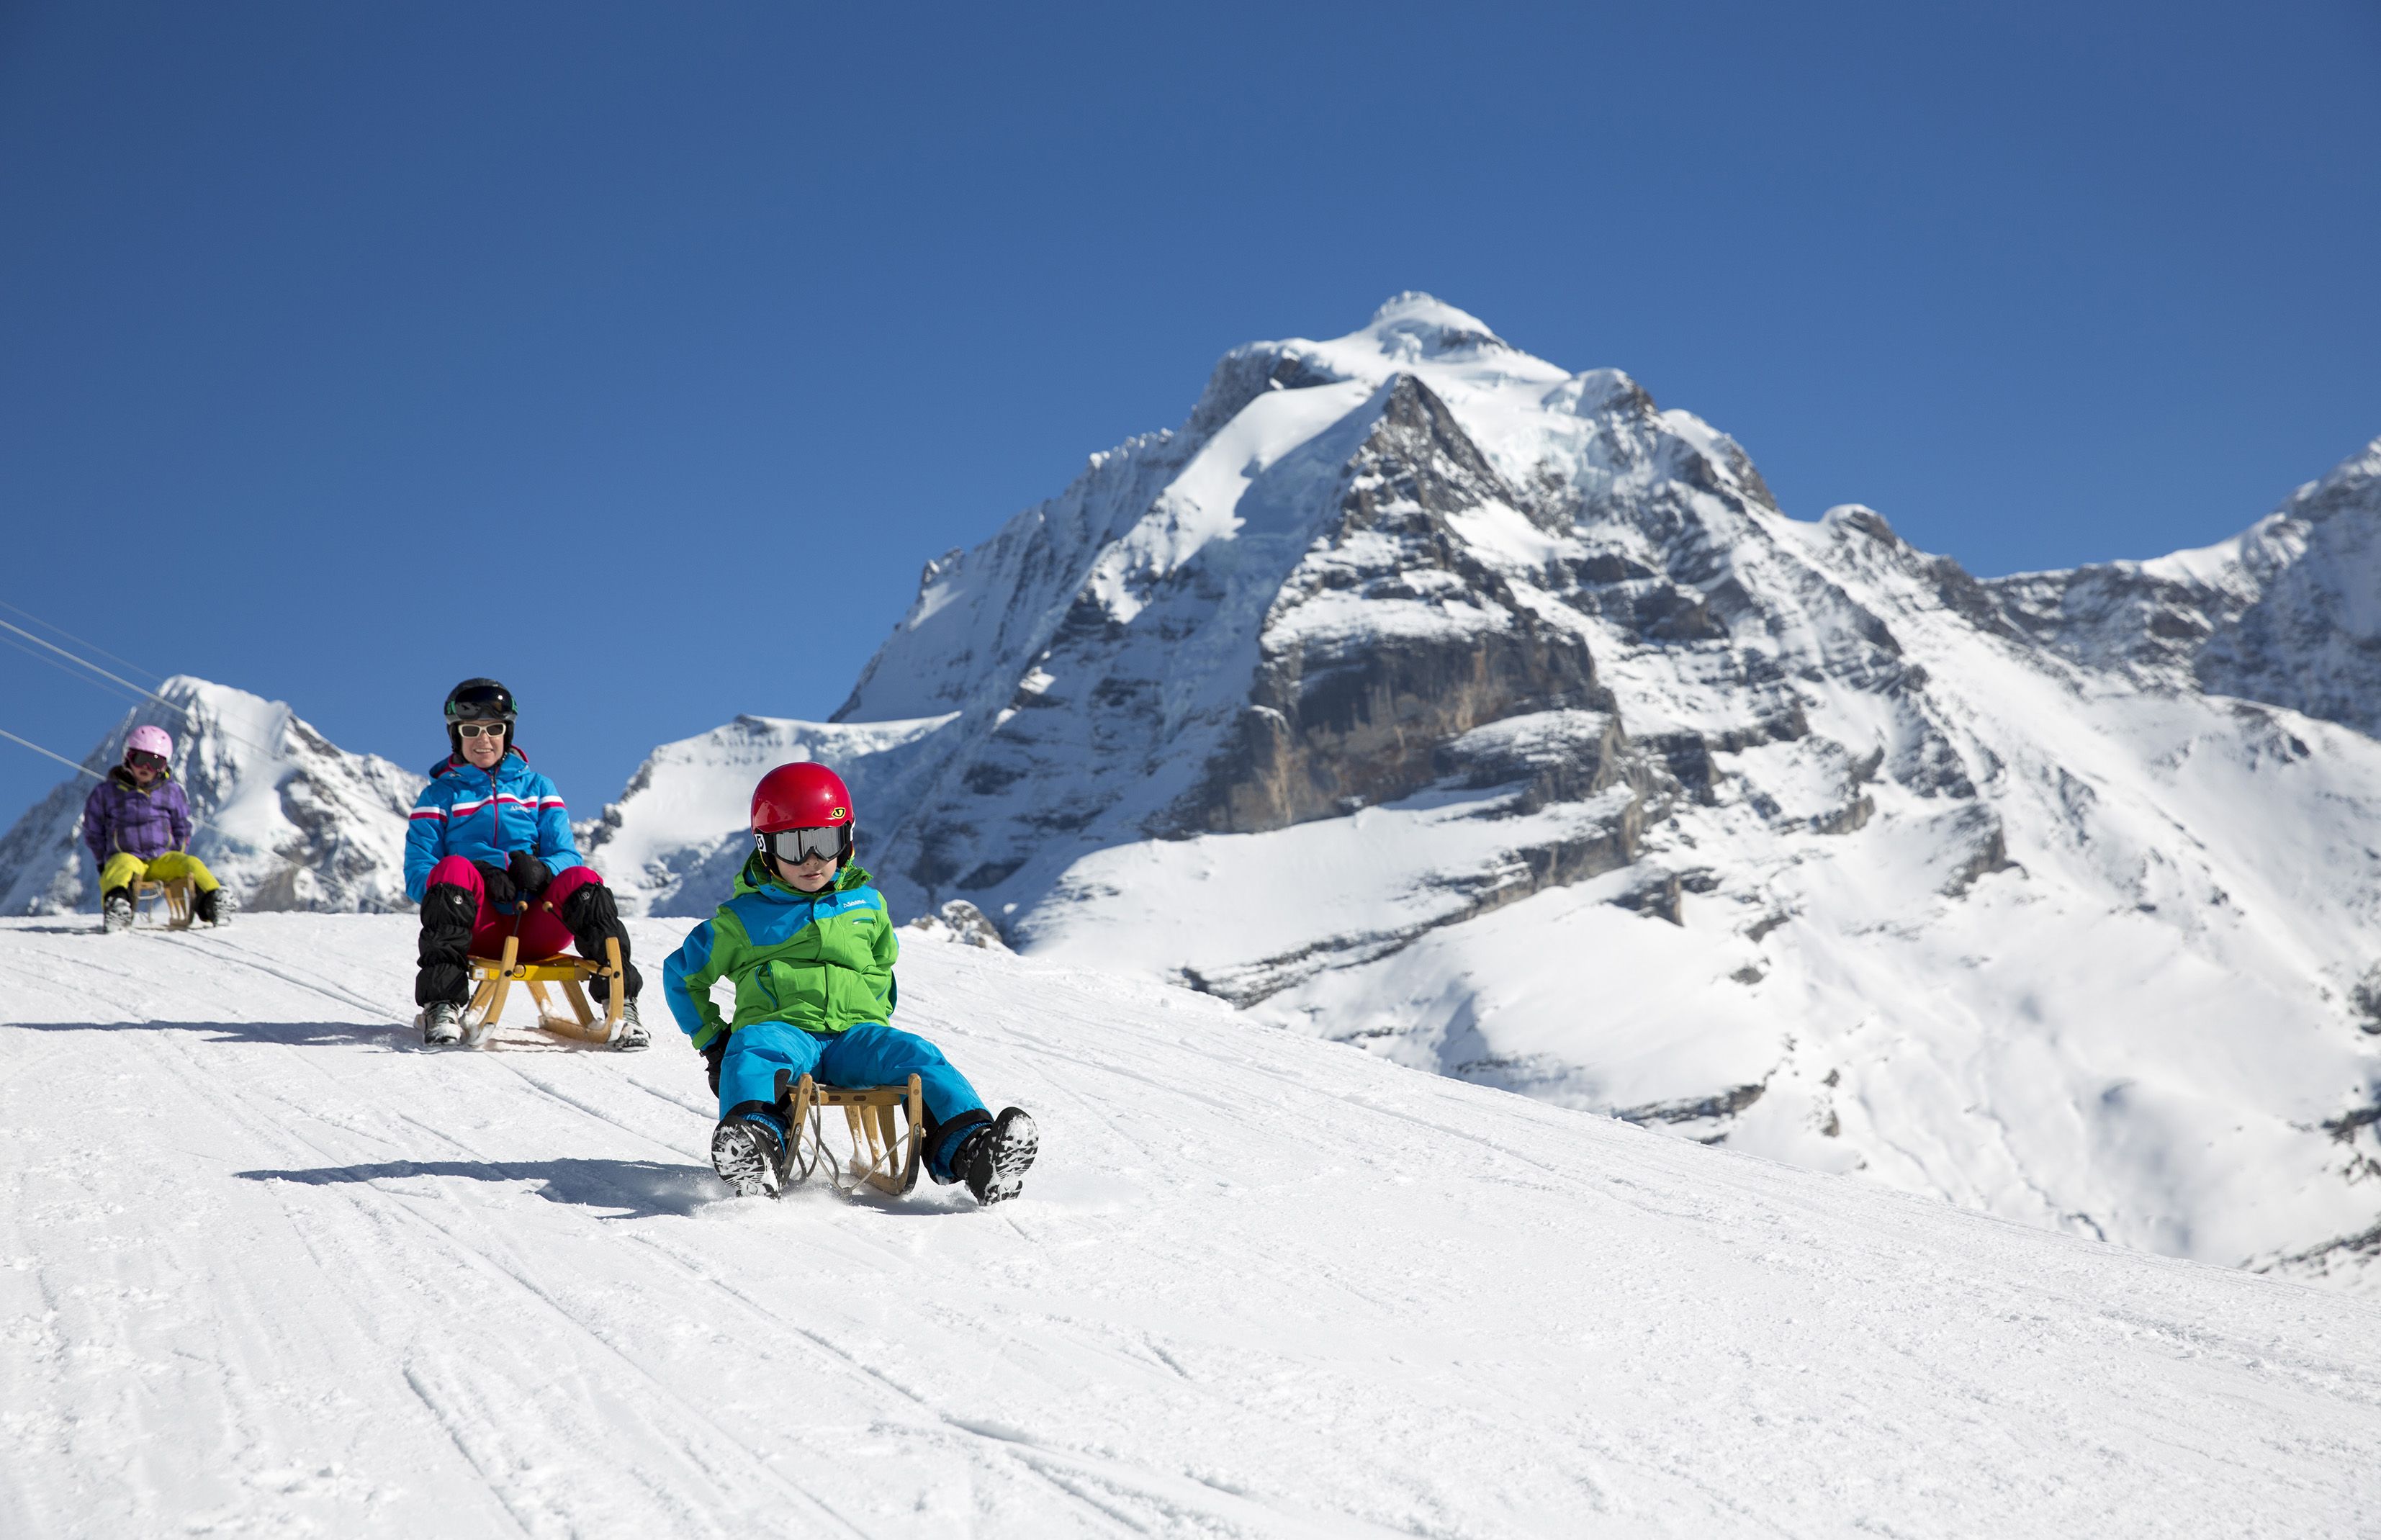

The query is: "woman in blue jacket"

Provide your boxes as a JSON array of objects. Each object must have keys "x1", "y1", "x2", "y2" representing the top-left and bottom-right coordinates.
[{"x1": 405, "y1": 678, "x2": 647, "y2": 1049}]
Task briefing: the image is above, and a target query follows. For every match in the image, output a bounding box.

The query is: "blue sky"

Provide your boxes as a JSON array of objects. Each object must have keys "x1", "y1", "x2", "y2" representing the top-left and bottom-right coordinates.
[{"x1": 3, "y1": 1, "x2": 2376, "y2": 831}]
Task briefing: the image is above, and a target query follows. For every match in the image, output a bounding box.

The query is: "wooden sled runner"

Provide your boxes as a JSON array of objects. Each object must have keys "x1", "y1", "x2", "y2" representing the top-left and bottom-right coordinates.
[
  {"x1": 775, "y1": 1071, "x2": 924, "y2": 1198},
  {"x1": 134, "y1": 876, "x2": 194, "y2": 930},
  {"x1": 463, "y1": 933, "x2": 629, "y2": 1048}
]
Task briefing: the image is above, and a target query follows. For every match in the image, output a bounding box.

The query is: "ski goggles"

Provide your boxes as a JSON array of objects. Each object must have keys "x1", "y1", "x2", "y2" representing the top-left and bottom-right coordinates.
[
  {"x1": 455, "y1": 721, "x2": 508, "y2": 739},
  {"x1": 125, "y1": 749, "x2": 166, "y2": 770},
  {"x1": 760, "y1": 824, "x2": 852, "y2": 865}
]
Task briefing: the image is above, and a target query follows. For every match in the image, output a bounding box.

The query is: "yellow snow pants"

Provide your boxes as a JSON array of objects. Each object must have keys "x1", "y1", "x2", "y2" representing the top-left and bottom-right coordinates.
[{"x1": 99, "y1": 851, "x2": 221, "y2": 894}]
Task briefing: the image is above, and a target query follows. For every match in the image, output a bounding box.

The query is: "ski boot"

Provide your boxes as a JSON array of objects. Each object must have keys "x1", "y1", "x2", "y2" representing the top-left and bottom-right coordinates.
[
  {"x1": 958, "y1": 1107, "x2": 1038, "y2": 1206},
  {"x1": 610, "y1": 996, "x2": 649, "y2": 1053},
  {"x1": 711, "y1": 1112, "x2": 788, "y2": 1197},
  {"x1": 419, "y1": 1001, "x2": 464, "y2": 1047},
  {"x1": 102, "y1": 888, "x2": 133, "y2": 934},
  {"x1": 194, "y1": 887, "x2": 236, "y2": 927}
]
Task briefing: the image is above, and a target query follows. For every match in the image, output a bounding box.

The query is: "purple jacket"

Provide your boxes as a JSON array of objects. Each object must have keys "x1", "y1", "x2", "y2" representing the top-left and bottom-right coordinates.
[{"x1": 83, "y1": 768, "x2": 194, "y2": 865}]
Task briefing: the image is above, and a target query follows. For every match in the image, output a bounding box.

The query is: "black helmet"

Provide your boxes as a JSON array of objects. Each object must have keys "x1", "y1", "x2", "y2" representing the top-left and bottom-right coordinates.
[
  {"x1": 444, "y1": 677, "x2": 516, "y2": 723},
  {"x1": 443, "y1": 677, "x2": 518, "y2": 761}
]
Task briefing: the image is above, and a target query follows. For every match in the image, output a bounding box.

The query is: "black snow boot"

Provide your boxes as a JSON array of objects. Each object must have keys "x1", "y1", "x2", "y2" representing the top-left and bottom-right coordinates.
[
  {"x1": 194, "y1": 887, "x2": 235, "y2": 926},
  {"x1": 415, "y1": 881, "x2": 477, "y2": 1009},
  {"x1": 102, "y1": 887, "x2": 133, "y2": 934},
  {"x1": 608, "y1": 996, "x2": 649, "y2": 1053},
  {"x1": 419, "y1": 1001, "x2": 464, "y2": 1047},
  {"x1": 957, "y1": 1108, "x2": 1038, "y2": 1206},
  {"x1": 712, "y1": 1105, "x2": 789, "y2": 1197}
]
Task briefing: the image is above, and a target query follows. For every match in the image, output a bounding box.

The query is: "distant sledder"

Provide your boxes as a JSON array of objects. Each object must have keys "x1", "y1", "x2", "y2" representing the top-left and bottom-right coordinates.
[
  {"x1": 662, "y1": 762, "x2": 1038, "y2": 1205},
  {"x1": 86, "y1": 725, "x2": 235, "y2": 932},
  {"x1": 402, "y1": 678, "x2": 648, "y2": 1050}
]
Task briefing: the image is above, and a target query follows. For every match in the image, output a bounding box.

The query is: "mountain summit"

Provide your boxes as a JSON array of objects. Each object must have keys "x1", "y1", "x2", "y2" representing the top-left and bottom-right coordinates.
[{"x1": 586, "y1": 297, "x2": 2381, "y2": 1287}]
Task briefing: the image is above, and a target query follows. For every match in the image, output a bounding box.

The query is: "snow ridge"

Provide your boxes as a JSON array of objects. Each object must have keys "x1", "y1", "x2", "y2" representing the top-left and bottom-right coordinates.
[{"x1": 1988, "y1": 435, "x2": 2381, "y2": 732}]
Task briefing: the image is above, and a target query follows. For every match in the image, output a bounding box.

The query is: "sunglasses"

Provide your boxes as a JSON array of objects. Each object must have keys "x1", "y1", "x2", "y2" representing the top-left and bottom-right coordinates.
[
  {"x1": 760, "y1": 825, "x2": 851, "y2": 865},
  {"x1": 125, "y1": 750, "x2": 166, "y2": 769},
  {"x1": 456, "y1": 722, "x2": 508, "y2": 739}
]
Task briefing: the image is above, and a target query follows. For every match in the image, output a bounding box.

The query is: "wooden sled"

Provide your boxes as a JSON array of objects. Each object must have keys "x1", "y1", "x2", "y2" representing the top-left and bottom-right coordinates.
[
  {"x1": 134, "y1": 876, "x2": 194, "y2": 930},
  {"x1": 463, "y1": 933, "x2": 629, "y2": 1048},
  {"x1": 775, "y1": 1071, "x2": 924, "y2": 1198}
]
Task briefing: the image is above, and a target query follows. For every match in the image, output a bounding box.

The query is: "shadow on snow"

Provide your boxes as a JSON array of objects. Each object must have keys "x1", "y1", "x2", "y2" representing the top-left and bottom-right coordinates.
[
  {"x1": 1, "y1": 1019, "x2": 631, "y2": 1053},
  {"x1": 4, "y1": 1019, "x2": 406, "y2": 1047},
  {"x1": 236, "y1": 1157, "x2": 723, "y2": 1219}
]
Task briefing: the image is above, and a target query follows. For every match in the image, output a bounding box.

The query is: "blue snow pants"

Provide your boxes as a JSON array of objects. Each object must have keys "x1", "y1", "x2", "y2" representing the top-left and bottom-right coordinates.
[{"x1": 718, "y1": 1019, "x2": 987, "y2": 1183}]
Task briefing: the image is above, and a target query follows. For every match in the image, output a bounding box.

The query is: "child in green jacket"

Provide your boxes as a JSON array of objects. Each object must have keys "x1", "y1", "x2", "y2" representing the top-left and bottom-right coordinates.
[{"x1": 662, "y1": 762, "x2": 1037, "y2": 1204}]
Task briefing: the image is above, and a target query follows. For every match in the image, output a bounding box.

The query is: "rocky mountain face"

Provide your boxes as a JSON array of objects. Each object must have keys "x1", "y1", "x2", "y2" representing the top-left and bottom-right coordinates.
[
  {"x1": 0, "y1": 677, "x2": 422, "y2": 914},
  {"x1": 816, "y1": 296, "x2": 2024, "y2": 982},
  {"x1": 1987, "y1": 439, "x2": 2381, "y2": 736},
  {"x1": 593, "y1": 294, "x2": 2381, "y2": 1289}
]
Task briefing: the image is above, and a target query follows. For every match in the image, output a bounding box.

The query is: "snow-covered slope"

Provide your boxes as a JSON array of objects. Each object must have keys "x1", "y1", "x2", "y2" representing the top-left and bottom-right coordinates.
[
  {"x1": 0, "y1": 677, "x2": 423, "y2": 914},
  {"x1": 594, "y1": 295, "x2": 2381, "y2": 1284},
  {"x1": 5, "y1": 914, "x2": 2379, "y2": 1538}
]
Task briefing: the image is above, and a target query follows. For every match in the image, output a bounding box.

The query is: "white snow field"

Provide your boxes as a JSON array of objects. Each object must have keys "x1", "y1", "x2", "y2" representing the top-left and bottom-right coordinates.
[{"x1": 5, "y1": 916, "x2": 2379, "y2": 1538}]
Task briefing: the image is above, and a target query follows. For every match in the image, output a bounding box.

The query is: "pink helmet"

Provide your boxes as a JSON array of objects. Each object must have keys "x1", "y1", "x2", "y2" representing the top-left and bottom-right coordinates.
[{"x1": 125, "y1": 724, "x2": 174, "y2": 761}]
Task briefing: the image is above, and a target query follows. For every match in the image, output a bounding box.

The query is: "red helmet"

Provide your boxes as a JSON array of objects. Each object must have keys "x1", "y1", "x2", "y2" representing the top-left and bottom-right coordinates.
[{"x1": 750, "y1": 762, "x2": 855, "y2": 833}]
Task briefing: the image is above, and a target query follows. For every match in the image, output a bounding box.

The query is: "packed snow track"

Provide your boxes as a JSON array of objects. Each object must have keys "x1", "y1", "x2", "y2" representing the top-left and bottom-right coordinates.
[{"x1": 4, "y1": 915, "x2": 2378, "y2": 1537}]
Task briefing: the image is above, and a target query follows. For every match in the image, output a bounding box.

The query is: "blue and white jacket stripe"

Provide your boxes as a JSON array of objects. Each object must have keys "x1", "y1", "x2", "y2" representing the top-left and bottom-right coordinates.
[{"x1": 402, "y1": 749, "x2": 585, "y2": 903}]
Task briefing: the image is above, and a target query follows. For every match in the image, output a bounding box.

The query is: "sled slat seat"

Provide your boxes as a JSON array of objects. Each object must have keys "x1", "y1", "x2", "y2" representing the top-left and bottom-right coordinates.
[
  {"x1": 777, "y1": 1071, "x2": 924, "y2": 1198},
  {"x1": 464, "y1": 933, "x2": 627, "y2": 1045},
  {"x1": 134, "y1": 876, "x2": 194, "y2": 929}
]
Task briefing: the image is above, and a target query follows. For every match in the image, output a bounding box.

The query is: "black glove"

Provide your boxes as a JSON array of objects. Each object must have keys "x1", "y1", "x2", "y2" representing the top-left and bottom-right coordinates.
[
  {"x1": 473, "y1": 861, "x2": 516, "y2": 906},
  {"x1": 508, "y1": 850, "x2": 552, "y2": 901},
  {"x1": 703, "y1": 1038, "x2": 726, "y2": 1095}
]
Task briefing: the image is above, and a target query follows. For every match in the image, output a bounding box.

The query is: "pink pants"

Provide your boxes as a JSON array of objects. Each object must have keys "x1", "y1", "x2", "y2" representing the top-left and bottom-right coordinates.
[{"x1": 424, "y1": 855, "x2": 608, "y2": 960}]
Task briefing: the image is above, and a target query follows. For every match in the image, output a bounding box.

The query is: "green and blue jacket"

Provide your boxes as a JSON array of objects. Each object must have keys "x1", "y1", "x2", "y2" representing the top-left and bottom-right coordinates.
[{"x1": 662, "y1": 854, "x2": 897, "y2": 1052}]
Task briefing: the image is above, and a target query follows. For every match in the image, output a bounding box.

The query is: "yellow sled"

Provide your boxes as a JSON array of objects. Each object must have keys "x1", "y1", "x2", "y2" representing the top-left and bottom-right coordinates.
[{"x1": 463, "y1": 933, "x2": 629, "y2": 1047}]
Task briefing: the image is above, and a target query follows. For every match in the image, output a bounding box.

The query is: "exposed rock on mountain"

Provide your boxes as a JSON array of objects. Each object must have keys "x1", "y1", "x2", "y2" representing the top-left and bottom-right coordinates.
[
  {"x1": 1175, "y1": 372, "x2": 1615, "y2": 836},
  {"x1": 1988, "y1": 438, "x2": 2381, "y2": 734},
  {"x1": 0, "y1": 677, "x2": 422, "y2": 914}
]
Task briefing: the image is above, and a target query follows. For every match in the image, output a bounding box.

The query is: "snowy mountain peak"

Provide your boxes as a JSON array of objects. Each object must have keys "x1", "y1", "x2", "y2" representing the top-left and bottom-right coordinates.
[
  {"x1": 2305, "y1": 430, "x2": 2381, "y2": 505},
  {"x1": 1357, "y1": 290, "x2": 1508, "y2": 356},
  {"x1": 1819, "y1": 502, "x2": 1901, "y2": 545}
]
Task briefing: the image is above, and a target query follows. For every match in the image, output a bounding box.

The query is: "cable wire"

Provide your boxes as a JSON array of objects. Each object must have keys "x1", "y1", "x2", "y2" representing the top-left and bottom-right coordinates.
[
  {"x1": 0, "y1": 726, "x2": 107, "y2": 782},
  {"x1": 1, "y1": 632, "x2": 155, "y2": 707},
  {"x1": 0, "y1": 611, "x2": 283, "y2": 764},
  {"x1": 0, "y1": 616, "x2": 192, "y2": 721},
  {"x1": 0, "y1": 598, "x2": 163, "y2": 684}
]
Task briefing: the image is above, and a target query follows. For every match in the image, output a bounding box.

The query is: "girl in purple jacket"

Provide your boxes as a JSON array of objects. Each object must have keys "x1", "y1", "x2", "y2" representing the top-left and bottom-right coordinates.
[{"x1": 84, "y1": 724, "x2": 233, "y2": 932}]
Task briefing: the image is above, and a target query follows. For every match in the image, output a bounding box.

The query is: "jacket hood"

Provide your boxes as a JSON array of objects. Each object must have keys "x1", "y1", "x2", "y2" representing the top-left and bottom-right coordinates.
[{"x1": 732, "y1": 850, "x2": 874, "y2": 903}]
